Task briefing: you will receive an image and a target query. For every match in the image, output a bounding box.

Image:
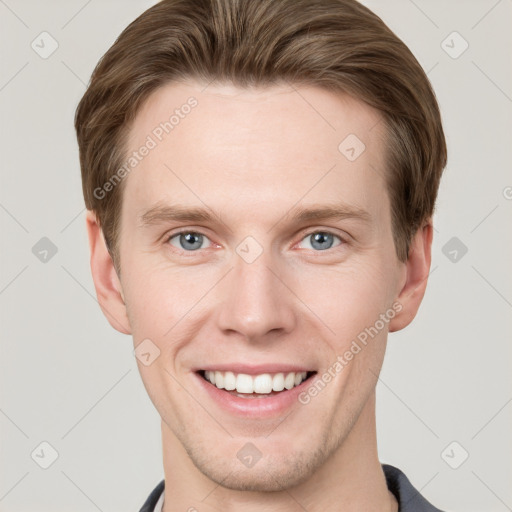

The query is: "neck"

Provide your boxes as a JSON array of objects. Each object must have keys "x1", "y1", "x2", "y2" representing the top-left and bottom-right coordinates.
[{"x1": 161, "y1": 392, "x2": 396, "y2": 512}]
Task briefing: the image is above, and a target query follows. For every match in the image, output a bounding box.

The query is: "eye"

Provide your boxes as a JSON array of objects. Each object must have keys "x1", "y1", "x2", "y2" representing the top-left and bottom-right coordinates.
[
  {"x1": 298, "y1": 231, "x2": 343, "y2": 251},
  {"x1": 167, "y1": 231, "x2": 212, "y2": 251}
]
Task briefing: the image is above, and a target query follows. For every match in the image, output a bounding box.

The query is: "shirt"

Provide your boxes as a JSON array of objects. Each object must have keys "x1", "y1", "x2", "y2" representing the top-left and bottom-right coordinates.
[{"x1": 139, "y1": 463, "x2": 445, "y2": 512}]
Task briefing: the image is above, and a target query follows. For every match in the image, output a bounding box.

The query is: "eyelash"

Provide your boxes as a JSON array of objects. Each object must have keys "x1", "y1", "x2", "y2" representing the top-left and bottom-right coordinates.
[{"x1": 165, "y1": 229, "x2": 347, "y2": 254}]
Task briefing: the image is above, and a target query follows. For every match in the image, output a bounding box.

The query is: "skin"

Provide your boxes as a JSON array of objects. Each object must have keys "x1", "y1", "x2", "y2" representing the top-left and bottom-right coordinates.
[{"x1": 86, "y1": 80, "x2": 432, "y2": 511}]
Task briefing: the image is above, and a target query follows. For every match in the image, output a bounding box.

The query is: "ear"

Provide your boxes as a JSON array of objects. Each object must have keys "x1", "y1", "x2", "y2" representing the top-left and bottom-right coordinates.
[
  {"x1": 388, "y1": 220, "x2": 433, "y2": 332},
  {"x1": 86, "y1": 210, "x2": 131, "y2": 334}
]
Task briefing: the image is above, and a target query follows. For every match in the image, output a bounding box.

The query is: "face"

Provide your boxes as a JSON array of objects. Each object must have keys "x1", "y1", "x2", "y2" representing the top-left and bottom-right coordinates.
[{"x1": 94, "y1": 80, "x2": 420, "y2": 492}]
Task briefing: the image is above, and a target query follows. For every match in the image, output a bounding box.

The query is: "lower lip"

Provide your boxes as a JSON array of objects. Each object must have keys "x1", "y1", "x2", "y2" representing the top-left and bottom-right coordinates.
[{"x1": 194, "y1": 372, "x2": 316, "y2": 419}]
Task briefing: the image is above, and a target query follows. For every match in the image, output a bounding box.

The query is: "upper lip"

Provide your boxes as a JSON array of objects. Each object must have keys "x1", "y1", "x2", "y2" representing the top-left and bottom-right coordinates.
[{"x1": 195, "y1": 363, "x2": 315, "y2": 375}]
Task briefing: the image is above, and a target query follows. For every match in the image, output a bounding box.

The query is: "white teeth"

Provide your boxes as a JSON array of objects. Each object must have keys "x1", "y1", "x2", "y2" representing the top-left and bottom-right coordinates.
[
  {"x1": 272, "y1": 373, "x2": 285, "y2": 391},
  {"x1": 224, "y1": 371, "x2": 236, "y2": 390},
  {"x1": 253, "y1": 373, "x2": 273, "y2": 394},
  {"x1": 203, "y1": 370, "x2": 310, "y2": 394},
  {"x1": 236, "y1": 373, "x2": 254, "y2": 393},
  {"x1": 284, "y1": 372, "x2": 295, "y2": 390},
  {"x1": 215, "y1": 371, "x2": 224, "y2": 389}
]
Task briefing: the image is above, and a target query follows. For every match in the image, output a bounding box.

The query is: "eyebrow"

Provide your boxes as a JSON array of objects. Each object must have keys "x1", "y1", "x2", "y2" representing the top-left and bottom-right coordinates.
[
  {"x1": 139, "y1": 203, "x2": 218, "y2": 227},
  {"x1": 286, "y1": 204, "x2": 371, "y2": 224},
  {"x1": 138, "y1": 202, "x2": 372, "y2": 228}
]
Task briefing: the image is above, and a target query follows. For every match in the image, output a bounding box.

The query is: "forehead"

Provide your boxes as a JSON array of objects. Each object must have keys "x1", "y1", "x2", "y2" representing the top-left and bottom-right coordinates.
[{"x1": 122, "y1": 80, "x2": 389, "y2": 225}]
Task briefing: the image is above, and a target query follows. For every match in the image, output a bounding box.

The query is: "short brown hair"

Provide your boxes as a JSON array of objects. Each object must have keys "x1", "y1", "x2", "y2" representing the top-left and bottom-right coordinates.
[{"x1": 75, "y1": 0, "x2": 447, "y2": 271}]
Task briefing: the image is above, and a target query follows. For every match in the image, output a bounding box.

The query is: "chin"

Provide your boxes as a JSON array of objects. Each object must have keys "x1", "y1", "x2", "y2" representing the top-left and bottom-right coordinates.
[
  {"x1": 187, "y1": 441, "x2": 330, "y2": 493},
  {"x1": 205, "y1": 464, "x2": 309, "y2": 492}
]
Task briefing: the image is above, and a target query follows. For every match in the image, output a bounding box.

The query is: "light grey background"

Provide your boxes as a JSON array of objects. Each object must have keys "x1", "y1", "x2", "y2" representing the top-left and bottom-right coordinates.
[{"x1": 1, "y1": 1, "x2": 511, "y2": 511}]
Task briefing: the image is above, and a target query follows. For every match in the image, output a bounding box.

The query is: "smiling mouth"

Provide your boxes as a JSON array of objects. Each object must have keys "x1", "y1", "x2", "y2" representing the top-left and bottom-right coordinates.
[{"x1": 197, "y1": 370, "x2": 317, "y2": 398}]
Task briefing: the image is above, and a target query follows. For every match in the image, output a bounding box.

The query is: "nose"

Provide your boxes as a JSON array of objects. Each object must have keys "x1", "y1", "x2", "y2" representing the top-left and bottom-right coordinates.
[{"x1": 215, "y1": 245, "x2": 297, "y2": 342}]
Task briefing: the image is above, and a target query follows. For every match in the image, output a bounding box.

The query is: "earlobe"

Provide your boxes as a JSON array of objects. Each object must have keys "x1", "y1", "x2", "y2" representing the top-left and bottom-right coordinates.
[
  {"x1": 388, "y1": 221, "x2": 433, "y2": 333},
  {"x1": 85, "y1": 210, "x2": 131, "y2": 334}
]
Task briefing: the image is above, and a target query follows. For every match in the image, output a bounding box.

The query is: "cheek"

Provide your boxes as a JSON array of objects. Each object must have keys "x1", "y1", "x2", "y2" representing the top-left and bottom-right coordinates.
[
  {"x1": 121, "y1": 259, "x2": 169, "y2": 337},
  {"x1": 122, "y1": 258, "x2": 215, "y2": 338},
  {"x1": 296, "y1": 260, "x2": 394, "y2": 334}
]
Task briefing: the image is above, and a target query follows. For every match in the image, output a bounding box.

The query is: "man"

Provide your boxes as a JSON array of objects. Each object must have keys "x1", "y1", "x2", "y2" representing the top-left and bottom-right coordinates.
[{"x1": 74, "y1": 0, "x2": 447, "y2": 510}]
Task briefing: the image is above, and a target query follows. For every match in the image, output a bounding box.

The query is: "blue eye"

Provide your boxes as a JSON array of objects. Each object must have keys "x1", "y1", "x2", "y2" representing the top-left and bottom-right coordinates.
[
  {"x1": 166, "y1": 230, "x2": 343, "y2": 253},
  {"x1": 300, "y1": 231, "x2": 342, "y2": 251},
  {"x1": 168, "y1": 231, "x2": 211, "y2": 251}
]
